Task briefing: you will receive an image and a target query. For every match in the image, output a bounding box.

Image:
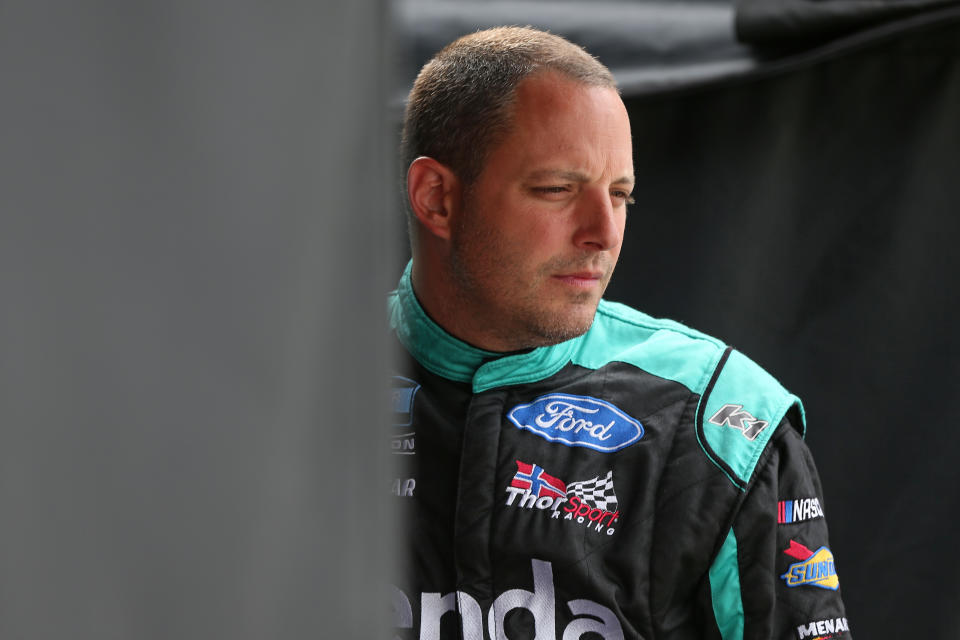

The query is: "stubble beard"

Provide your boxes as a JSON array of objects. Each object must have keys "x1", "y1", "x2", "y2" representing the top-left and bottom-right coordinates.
[
  {"x1": 521, "y1": 261, "x2": 611, "y2": 346},
  {"x1": 448, "y1": 217, "x2": 612, "y2": 350}
]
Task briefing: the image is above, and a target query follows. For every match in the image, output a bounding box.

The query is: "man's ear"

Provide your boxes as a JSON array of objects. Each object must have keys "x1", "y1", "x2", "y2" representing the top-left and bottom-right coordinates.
[{"x1": 407, "y1": 156, "x2": 461, "y2": 241}]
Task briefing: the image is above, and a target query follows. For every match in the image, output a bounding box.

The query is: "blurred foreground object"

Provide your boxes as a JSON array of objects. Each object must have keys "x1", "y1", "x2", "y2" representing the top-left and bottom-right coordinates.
[{"x1": 0, "y1": 1, "x2": 394, "y2": 638}]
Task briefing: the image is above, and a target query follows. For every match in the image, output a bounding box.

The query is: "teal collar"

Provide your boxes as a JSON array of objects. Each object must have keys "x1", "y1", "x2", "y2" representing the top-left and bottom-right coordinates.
[{"x1": 388, "y1": 261, "x2": 581, "y2": 392}]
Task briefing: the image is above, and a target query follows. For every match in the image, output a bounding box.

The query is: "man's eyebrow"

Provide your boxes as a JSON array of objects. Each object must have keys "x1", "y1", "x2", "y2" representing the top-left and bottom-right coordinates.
[
  {"x1": 526, "y1": 169, "x2": 589, "y2": 182},
  {"x1": 526, "y1": 169, "x2": 635, "y2": 186}
]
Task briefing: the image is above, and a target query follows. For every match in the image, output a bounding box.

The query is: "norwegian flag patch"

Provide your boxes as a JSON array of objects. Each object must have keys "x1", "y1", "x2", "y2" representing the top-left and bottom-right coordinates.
[{"x1": 511, "y1": 461, "x2": 567, "y2": 499}]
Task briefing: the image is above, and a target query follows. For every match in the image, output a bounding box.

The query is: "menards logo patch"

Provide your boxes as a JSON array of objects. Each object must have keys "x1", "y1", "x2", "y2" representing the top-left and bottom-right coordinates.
[{"x1": 797, "y1": 616, "x2": 849, "y2": 639}]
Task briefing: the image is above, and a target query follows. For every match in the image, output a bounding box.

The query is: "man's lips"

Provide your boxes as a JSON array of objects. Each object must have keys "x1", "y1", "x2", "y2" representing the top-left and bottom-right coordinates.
[{"x1": 552, "y1": 272, "x2": 604, "y2": 287}]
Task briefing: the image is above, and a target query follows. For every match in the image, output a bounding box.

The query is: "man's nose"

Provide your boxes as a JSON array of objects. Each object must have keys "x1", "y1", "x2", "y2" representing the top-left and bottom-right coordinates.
[{"x1": 573, "y1": 189, "x2": 622, "y2": 251}]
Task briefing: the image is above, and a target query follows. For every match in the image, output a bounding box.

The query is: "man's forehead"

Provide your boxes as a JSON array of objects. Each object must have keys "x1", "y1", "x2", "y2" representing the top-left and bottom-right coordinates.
[{"x1": 478, "y1": 71, "x2": 634, "y2": 185}]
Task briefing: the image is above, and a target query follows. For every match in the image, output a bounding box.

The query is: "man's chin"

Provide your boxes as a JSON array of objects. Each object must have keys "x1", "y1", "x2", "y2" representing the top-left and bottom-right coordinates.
[{"x1": 525, "y1": 305, "x2": 599, "y2": 347}]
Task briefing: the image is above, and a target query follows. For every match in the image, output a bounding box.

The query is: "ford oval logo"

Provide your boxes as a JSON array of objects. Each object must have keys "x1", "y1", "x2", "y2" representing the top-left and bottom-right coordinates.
[{"x1": 507, "y1": 393, "x2": 643, "y2": 452}]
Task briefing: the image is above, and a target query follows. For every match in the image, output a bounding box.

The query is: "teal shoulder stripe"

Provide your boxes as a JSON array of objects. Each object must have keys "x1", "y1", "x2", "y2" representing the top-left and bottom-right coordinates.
[
  {"x1": 697, "y1": 349, "x2": 805, "y2": 487},
  {"x1": 709, "y1": 528, "x2": 745, "y2": 640},
  {"x1": 572, "y1": 301, "x2": 726, "y2": 393}
]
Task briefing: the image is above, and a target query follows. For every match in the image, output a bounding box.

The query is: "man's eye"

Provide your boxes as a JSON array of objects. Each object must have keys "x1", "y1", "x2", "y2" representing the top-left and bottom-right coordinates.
[
  {"x1": 532, "y1": 186, "x2": 569, "y2": 194},
  {"x1": 612, "y1": 190, "x2": 636, "y2": 205}
]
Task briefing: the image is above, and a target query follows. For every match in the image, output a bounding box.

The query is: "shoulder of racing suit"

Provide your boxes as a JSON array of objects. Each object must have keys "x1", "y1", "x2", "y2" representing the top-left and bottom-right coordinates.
[
  {"x1": 389, "y1": 261, "x2": 805, "y2": 490},
  {"x1": 582, "y1": 299, "x2": 807, "y2": 491}
]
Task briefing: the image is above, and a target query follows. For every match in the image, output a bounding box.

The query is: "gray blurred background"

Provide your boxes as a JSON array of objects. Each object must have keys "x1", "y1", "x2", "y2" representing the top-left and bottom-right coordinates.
[{"x1": 1, "y1": 1, "x2": 394, "y2": 638}]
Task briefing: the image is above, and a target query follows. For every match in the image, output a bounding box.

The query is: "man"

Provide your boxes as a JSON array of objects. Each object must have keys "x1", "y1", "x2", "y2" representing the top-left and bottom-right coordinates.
[{"x1": 390, "y1": 27, "x2": 850, "y2": 640}]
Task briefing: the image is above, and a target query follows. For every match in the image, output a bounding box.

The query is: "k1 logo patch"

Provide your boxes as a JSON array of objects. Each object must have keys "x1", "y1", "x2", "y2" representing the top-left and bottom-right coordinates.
[
  {"x1": 507, "y1": 393, "x2": 643, "y2": 452},
  {"x1": 708, "y1": 403, "x2": 769, "y2": 440}
]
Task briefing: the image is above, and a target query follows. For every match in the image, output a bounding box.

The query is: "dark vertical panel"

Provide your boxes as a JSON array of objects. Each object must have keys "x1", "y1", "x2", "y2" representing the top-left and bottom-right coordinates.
[
  {"x1": 611, "y1": 18, "x2": 960, "y2": 639},
  {"x1": 0, "y1": 2, "x2": 392, "y2": 638}
]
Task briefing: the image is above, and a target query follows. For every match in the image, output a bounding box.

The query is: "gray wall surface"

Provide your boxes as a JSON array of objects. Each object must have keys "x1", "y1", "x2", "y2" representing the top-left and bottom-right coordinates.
[{"x1": 0, "y1": 2, "x2": 393, "y2": 638}]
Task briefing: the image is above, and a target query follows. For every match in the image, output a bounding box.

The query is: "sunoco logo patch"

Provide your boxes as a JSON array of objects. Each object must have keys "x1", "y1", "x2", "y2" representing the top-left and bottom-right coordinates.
[
  {"x1": 507, "y1": 393, "x2": 643, "y2": 452},
  {"x1": 781, "y1": 540, "x2": 839, "y2": 590}
]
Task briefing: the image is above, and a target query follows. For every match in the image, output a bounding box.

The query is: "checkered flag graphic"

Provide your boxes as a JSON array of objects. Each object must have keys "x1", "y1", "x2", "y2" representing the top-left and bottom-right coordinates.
[{"x1": 566, "y1": 471, "x2": 618, "y2": 512}]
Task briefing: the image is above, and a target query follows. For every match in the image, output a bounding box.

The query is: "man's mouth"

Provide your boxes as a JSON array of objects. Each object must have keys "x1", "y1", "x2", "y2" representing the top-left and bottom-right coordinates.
[{"x1": 552, "y1": 272, "x2": 604, "y2": 287}]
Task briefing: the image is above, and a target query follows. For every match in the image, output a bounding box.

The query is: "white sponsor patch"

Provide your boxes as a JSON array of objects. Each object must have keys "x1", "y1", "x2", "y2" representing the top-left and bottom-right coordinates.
[
  {"x1": 779, "y1": 497, "x2": 824, "y2": 524},
  {"x1": 393, "y1": 558, "x2": 625, "y2": 639},
  {"x1": 797, "y1": 616, "x2": 849, "y2": 639}
]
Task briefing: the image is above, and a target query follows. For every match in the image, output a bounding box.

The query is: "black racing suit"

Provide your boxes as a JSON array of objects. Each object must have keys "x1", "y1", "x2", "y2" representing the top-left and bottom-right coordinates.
[{"x1": 389, "y1": 263, "x2": 850, "y2": 640}]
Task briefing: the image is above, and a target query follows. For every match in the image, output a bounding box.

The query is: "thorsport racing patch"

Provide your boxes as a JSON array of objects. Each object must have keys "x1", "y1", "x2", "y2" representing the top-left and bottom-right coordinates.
[{"x1": 504, "y1": 461, "x2": 621, "y2": 535}]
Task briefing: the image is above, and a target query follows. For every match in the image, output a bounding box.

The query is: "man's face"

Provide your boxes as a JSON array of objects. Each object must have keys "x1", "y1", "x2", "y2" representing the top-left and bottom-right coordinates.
[{"x1": 447, "y1": 71, "x2": 634, "y2": 351}]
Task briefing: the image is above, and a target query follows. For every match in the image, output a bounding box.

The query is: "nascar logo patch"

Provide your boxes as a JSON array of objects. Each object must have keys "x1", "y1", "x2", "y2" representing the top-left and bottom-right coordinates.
[{"x1": 778, "y1": 497, "x2": 823, "y2": 524}]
